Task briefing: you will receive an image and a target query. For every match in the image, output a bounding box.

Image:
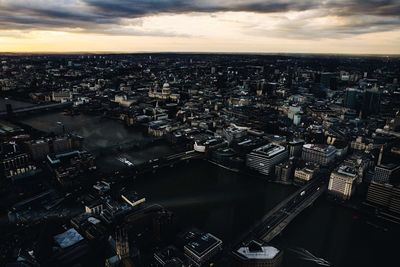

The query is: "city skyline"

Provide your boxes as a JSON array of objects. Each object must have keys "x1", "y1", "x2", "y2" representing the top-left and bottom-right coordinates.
[
  {"x1": 1, "y1": 0, "x2": 400, "y2": 54},
  {"x1": 1, "y1": 49, "x2": 400, "y2": 266}
]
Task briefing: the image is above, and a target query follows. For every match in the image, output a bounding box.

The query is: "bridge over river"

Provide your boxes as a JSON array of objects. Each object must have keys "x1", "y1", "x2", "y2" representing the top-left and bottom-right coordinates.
[
  {"x1": 233, "y1": 176, "x2": 326, "y2": 249},
  {"x1": 0, "y1": 102, "x2": 73, "y2": 117}
]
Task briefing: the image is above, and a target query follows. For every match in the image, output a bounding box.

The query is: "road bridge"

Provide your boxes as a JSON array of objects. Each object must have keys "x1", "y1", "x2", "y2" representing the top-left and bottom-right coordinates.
[
  {"x1": 0, "y1": 102, "x2": 73, "y2": 117},
  {"x1": 234, "y1": 177, "x2": 326, "y2": 248}
]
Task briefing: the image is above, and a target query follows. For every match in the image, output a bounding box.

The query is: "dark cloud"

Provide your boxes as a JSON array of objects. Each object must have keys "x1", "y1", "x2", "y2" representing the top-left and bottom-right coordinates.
[
  {"x1": 0, "y1": 2, "x2": 117, "y2": 30},
  {"x1": 0, "y1": 0, "x2": 399, "y2": 37},
  {"x1": 325, "y1": 0, "x2": 400, "y2": 17},
  {"x1": 83, "y1": 0, "x2": 319, "y2": 17},
  {"x1": 83, "y1": 0, "x2": 400, "y2": 18}
]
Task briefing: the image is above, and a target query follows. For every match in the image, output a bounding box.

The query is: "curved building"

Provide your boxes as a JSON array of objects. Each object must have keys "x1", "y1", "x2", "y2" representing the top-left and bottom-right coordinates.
[
  {"x1": 233, "y1": 240, "x2": 283, "y2": 267},
  {"x1": 246, "y1": 144, "x2": 288, "y2": 176}
]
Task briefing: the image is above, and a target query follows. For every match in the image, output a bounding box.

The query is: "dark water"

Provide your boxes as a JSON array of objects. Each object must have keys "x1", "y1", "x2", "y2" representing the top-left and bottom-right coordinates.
[
  {"x1": 18, "y1": 112, "x2": 400, "y2": 266},
  {"x1": 274, "y1": 198, "x2": 400, "y2": 267},
  {"x1": 96, "y1": 145, "x2": 175, "y2": 173},
  {"x1": 133, "y1": 160, "x2": 400, "y2": 267},
  {"x1": 0, "y1": 98, "x2": 35, "y2": 111},
  {"x1": 20, "y1": 112, "x2": 174, "y2": 172},
  {"x1": 20, "y1": 112, "x2": 154, "y2": 151},
  {"x1": 133, "y1": 160, "x2": 296, "y2": 243}
]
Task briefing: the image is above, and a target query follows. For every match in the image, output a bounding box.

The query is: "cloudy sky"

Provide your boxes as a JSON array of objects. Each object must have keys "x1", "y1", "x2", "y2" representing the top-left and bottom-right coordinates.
[{"x1": 0, "y1": 0, "x2": 399, "y2": 54}]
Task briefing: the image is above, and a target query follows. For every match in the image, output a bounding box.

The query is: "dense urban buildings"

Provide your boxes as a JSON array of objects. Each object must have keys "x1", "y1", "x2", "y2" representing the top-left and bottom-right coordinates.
[
  {"x1": 328, "y1": 164, "x2": 358, "y2": 200},
  {"x1": 0, "y1": 53, "x2": 399, "y2": 267},
  {"x1": 301, "y1": 144, "x2": 336, "y2": 166},
  {"x1": 0, "y1": 0, "x2": 400, "y2": 265},
  {"x1": 246, "y1": 144, "x2": 288, "y2": 176}
]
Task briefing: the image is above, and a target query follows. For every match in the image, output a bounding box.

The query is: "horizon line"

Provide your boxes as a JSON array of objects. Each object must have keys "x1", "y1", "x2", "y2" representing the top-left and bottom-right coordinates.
[{"x1": 1, "y1": 50, "x2": 399, "y2": 57}]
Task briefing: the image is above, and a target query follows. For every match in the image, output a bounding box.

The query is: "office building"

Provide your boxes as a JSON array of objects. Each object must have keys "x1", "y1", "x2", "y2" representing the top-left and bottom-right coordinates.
[
  {"x1": 367, "y1": 181, "x2": 393, "y2": 207},
  {"x1": 246, "y1": 144, "x2": 288, "y2": 176},
  {"x1": 288, "y1": 139, "x2": 304, "y2": 158},
  {"x1": 26, "y1": 139, "x2": 50, "y2": 160},
  {"x1": 154, "y1": 246, "x2": 186, "y2": 267},
  {"x1": 181, "y1": 229, "x2": 222, "y2": 267},
  {"x1": 390, "y1": 187, "x2": 400, "y2": 215},
  {"x1": 366, "y1": 182, "x2": 400, "y2": 216},
  {"x1": 350, "y1": 136, "x2": 374, "y2": 151},
  {"x1": 343, "y1": 153, "x2": 373, "y2": 184},
  {"x1": 84, "y1": 199, "x2": 104, "y2": 215},
  {"x1": 50, "y1": 227, "x2": 91, "y2": 266},
  {"x1": 328, "y1": 164, "x2": 358, "y2": 200},
  {"x1": 287, "y1": 105, "x2": 301, "y2": 121},
  {"x1": 70, "y1": 213, "x2": 107, "y2": 241},
  {"x1": 320, "y1": 72, "x2": 337, "y2": 91},
  {"x1": 211, "y1": 147, "x2": 242, "y2": 168},
  {"x1": 294, "y1": 162, "x2": 319, "y2": 185},
  {"x1": 52, "y1": 90, "x2": 72, "y2": 102},
  {"x1": 301, "y1": 144, "x2": 336, "y2": 166},
  {"x1": 211, "y1": 66, "x2": 216, "y2": 74},
  {"x1": 362, "y1": 87, "x2": 381, "y2": 117},
  {"x1": 194, "y1": 137, "x2": 228, "y2": 153},
  {"x1": 275, "y1": 160, "x2": 294, "y2": 184},
  {"x1": 52, "y1": 137, "x2": 72, "y2": 154},
  {"x1": 53, "y1": 228, "x2": 84, "y2": 249},
  {"x1": 222, "y1": 125, "x2": 248, "y2": 143},
  {"x1": 343, "y1": 88, "x2": 363, "y2": 110},
  {"x1": 233, "y1": 136, "x2": 267, "y2": 157},
  {"x1": 373, "y1": 164, "x2": 400, "y2": 184},
  {"x1": 233, "y1": 240, "x2": 283, "y2": 267}
]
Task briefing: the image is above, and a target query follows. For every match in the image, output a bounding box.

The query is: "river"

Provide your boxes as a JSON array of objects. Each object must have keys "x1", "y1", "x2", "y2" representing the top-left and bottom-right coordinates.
[{"x1": 18, "y1": 111, "x2": 400, "y2": 267}]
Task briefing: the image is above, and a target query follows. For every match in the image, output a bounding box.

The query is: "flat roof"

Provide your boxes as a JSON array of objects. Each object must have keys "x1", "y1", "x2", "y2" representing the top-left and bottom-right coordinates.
[
  {"x1": 376, "y1": 163, "x2": 400, "y2": 171},
  {"x1": 303, "y1": 143, "x2": 336, "y2": 153},
  {"x1": 183, "y1": 231, "x2": 222, "y2": 257},
  {"x1": 289, "y1": 139, "x2": 305, "y2": 145},
  {"x1": 54, "y1": 228, "x2": 84, "y2": 249},
  {"x1": 237, "y1": 245, "x2": 280, "y2": 260},
  {"x1": 337, "y1": 164, "x2": 357, "y2": 177},
  {"x1": 253, "y1": 143, "x2": 286, "y2": 157},
  {"x1": 154, "y1": 246, "x2": 184, "y2": 264}
]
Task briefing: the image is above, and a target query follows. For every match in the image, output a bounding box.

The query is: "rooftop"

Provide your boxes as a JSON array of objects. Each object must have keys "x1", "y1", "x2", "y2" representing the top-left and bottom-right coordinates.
[
  {"x1": 236, "y1": 240, "x2": 280, "y2": 260},
  {"x1": 53, "y1": 228, "x2": 84, "y2": 249},
  {"x1": 336, "y1": 164, "x2": 357, "y2": 177},
  {"x1": 376, "y1": 163, "x2": 400, "y2": 171},
  {"x1": 182, "y1": 230, "x2": 222, "y2": 257},
  {"x1": 253, "y1": 143, "x2": 286, "y2": 158},
  {"x1": 303, "y1": 143, "x2": 336, "y2": 154}
]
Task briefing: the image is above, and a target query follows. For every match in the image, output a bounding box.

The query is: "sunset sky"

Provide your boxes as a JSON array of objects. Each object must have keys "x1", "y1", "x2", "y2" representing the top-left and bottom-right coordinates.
[{"x1": 0, "y1": 0, "x2": 399, "y2": 54}]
